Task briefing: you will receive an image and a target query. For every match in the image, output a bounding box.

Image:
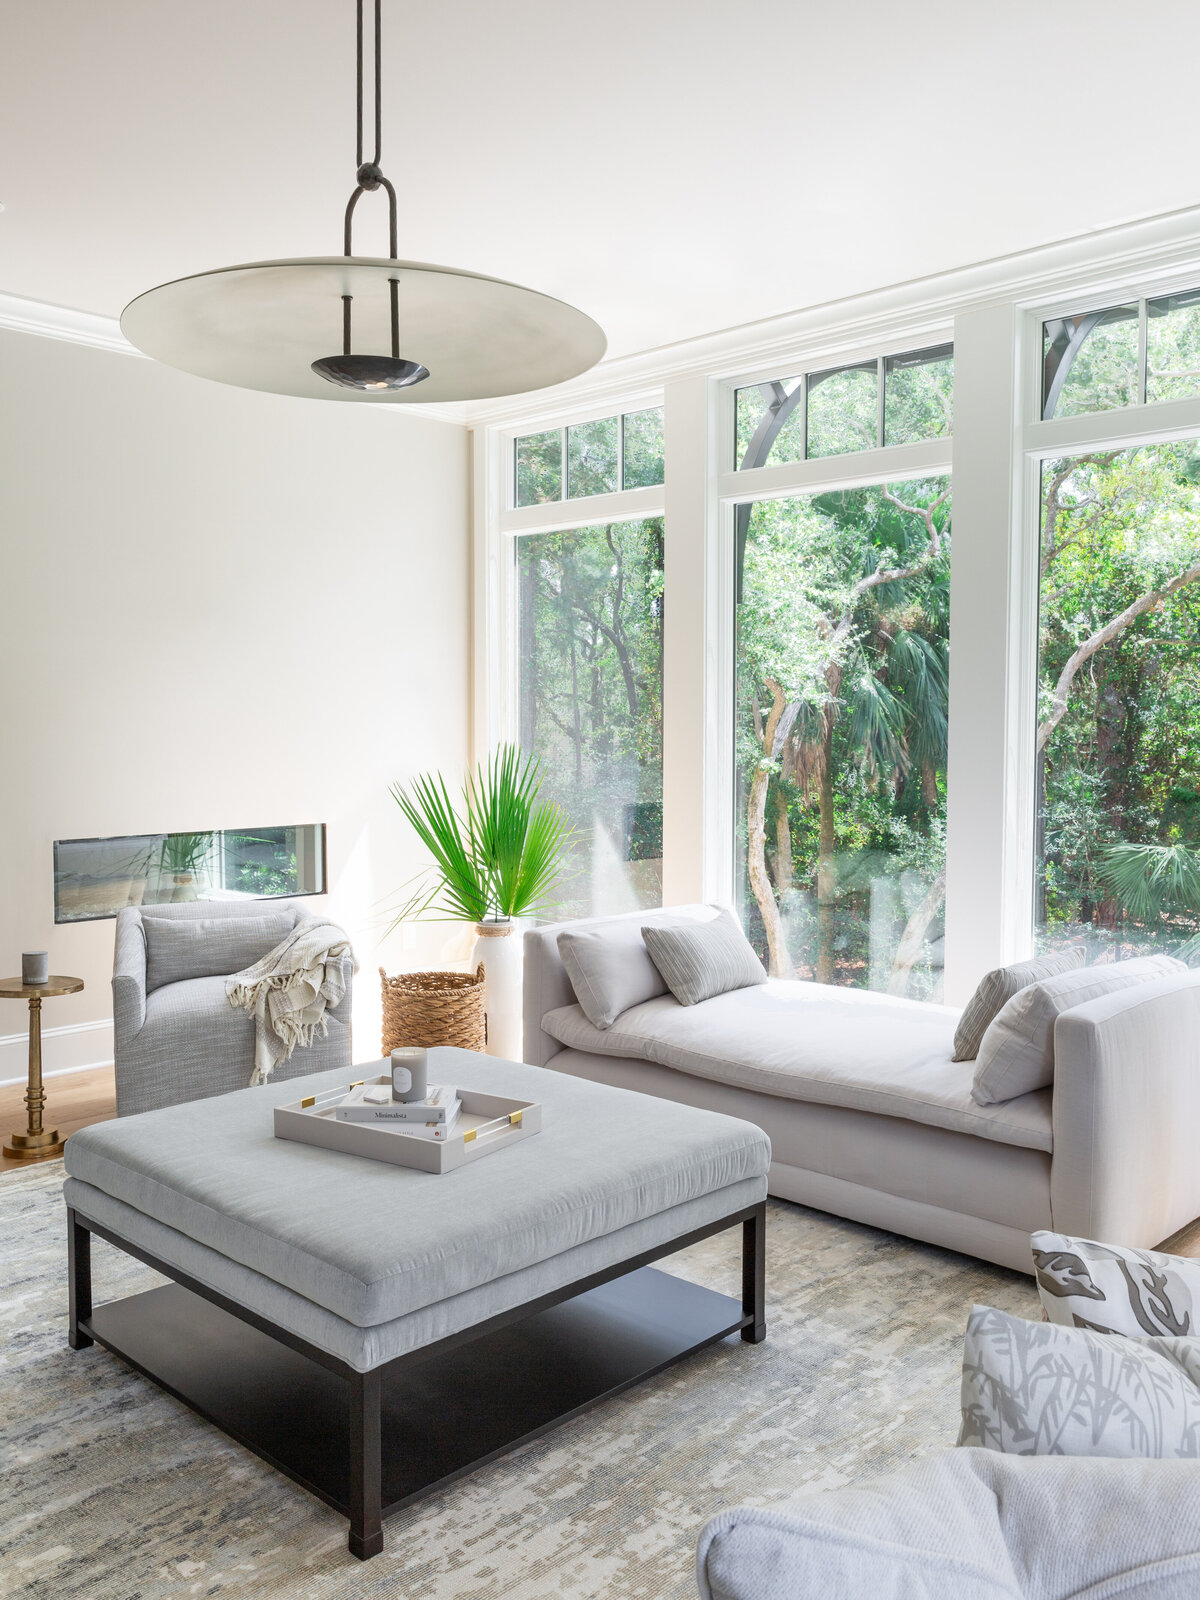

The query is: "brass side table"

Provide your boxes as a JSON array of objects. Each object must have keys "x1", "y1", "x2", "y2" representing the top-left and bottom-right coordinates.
[{"x1": 2, "y1": 976, "x2": 84, "y2": 1161}]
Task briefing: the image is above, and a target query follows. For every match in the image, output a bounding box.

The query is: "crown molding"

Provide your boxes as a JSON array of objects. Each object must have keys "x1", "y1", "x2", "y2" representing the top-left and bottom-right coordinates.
[
  {"x1": 462, "y1": 202, "x2": 1200, "y2": 431},
  {"x1": 0, "y1": 290, "x2": 469, "y2": 424},
  {"x1": 10, "y1": 199, "x2": 1200, "y2": 436}
]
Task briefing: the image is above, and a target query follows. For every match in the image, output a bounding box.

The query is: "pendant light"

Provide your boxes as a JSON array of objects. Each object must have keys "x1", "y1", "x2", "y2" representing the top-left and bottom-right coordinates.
[{"x1": 120, "y1": 0, "x2": 606, "y2": 403}]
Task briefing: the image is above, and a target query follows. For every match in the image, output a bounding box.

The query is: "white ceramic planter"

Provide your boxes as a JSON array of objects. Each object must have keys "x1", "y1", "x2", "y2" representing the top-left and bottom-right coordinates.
[{"x1": 471, "y1": 920, "x2": 523, "y2": 1060}]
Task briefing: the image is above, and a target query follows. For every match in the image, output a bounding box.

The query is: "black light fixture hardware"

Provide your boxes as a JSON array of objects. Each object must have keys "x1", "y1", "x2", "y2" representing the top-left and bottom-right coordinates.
[{"x1": 311, "y1": 0, "x2": 428, "y2": 392}]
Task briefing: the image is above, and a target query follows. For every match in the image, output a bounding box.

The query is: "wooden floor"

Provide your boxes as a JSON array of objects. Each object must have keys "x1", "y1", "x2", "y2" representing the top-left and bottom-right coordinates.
[{"x1": 0, "y1": 1064, "x2": 116, "y2": 1172}]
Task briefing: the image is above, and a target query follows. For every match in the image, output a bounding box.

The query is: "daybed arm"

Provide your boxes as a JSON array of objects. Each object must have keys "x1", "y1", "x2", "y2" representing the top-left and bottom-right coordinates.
[
  {"x1": 111, "y1": 908, "x2": 147, "y2": 1048},
  {"x1": 1050, "y1": 972, "x2": 1200, "y2": 1248}
]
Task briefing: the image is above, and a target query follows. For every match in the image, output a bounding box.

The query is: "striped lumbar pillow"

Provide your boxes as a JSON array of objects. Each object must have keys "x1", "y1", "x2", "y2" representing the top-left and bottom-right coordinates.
[
  {"x1": 951, "y1": 948, "x2": 1085, "y2": 1061},
  {"x1": 641, "y1": 910, "x2": 767, "y2": 1007}
]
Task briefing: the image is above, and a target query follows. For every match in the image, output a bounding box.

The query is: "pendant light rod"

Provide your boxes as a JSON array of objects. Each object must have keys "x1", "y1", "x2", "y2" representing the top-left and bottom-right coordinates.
[{"x1": 344, "y1": 0, "x2": 396, "y2": 258}]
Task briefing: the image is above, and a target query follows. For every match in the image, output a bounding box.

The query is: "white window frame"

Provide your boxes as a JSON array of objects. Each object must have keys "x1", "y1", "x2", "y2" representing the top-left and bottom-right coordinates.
[{"x1": 470, "y1": 206, "x2": 1200, "y2": 1000}]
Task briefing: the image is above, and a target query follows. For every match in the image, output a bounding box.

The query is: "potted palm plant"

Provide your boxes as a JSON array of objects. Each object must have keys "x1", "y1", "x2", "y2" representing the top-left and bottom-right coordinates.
[{"x1": 391, "y1": 744, "x2": 574, "y2": 1058}]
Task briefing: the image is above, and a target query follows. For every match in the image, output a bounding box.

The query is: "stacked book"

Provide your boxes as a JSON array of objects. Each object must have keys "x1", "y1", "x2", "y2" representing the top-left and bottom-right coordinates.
[{"x1": 334, "y1": 1081, "x2": 461, "y2": 1140}]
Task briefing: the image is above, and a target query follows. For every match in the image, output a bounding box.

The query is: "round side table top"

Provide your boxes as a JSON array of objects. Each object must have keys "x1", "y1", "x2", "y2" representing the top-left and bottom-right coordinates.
[{"x1": 0, "y1": 977, "x2": 85, "y2": 999}]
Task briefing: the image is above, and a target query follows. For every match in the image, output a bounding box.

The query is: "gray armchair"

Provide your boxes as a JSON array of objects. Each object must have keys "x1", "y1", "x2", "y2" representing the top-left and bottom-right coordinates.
[{"x1": 112, "y1": 900, "x2": 353, "y2": 1116}]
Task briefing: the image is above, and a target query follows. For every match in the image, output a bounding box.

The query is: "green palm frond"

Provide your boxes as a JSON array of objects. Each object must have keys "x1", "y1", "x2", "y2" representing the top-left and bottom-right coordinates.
[
  {"x1": 885, "y1": 628, "x2": 949, "y2": 772},
  {"x1": 391, "y1": 743, "x2": 575, "y2": 925},
  {"x1": 843, "y1": 660, "x2": 908, "y2": 777},
  {"x1": 1095, "y1": 842, "x2": 1200, "y2": 923}
]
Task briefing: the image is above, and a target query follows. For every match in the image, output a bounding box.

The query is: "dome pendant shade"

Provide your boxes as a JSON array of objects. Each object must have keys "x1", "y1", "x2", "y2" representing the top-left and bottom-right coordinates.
[
  {"x1": 311, "y1": 352, "x2": 429, "y2": 391},
  {"x1": 120, "y1": 257, "x2": 606, "y2": 403}
]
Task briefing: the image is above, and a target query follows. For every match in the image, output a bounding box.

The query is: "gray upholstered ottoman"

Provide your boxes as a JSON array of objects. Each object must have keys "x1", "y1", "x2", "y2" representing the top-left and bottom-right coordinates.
[{"x1": 64, "y1": 1048, "x2": 770, "y2": 1559}]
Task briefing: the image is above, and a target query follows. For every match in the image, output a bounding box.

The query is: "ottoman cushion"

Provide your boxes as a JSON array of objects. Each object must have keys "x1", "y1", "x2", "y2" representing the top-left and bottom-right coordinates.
[{"x1": 64, "y1": 1049, "x2": 769, "y2": 1329}]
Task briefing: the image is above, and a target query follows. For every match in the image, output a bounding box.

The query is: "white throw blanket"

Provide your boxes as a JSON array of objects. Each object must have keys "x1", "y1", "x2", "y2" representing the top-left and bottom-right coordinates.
[{"x1": 226, "y1": 918, "x2": 356, "y2": 1085}]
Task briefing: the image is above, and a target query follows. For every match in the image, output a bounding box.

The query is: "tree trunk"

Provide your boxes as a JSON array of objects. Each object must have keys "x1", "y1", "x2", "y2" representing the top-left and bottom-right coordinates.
[
  {"x1": 746, "y1": 684, "x2": 794, "y2": 978},
  {"x1": 887, "y1": 868, "x2": 946, "y2": 997},
  {"x1": 773, "y1": 785, "x2": 793, "y2": 893},
  {"x1": 815, "y1": 719, "x2": 837, "y2": 984}
]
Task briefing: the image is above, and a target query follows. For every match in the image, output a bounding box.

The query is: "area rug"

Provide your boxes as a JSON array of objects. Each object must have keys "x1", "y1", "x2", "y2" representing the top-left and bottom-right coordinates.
[{"x1": 1, "y1": 1160, "x2": 1036, "y2": 1599}]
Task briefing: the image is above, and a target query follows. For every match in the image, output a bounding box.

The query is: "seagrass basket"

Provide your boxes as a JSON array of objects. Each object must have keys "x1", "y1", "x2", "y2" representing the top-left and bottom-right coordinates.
[{"x1": 379, "y1": 964, "x2": 487, "y2": 1054}]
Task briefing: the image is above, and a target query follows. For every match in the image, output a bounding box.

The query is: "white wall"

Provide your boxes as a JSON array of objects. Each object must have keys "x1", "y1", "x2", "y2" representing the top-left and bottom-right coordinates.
[{"x1": 0, "y1": 329, "x2": 470, "y2": 1080}]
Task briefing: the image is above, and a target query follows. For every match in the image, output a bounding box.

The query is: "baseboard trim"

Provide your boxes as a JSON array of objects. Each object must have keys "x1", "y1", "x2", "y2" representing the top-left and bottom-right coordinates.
[{"x1": 0, "y1": 1018, "x2": 114, "y2": 1086}]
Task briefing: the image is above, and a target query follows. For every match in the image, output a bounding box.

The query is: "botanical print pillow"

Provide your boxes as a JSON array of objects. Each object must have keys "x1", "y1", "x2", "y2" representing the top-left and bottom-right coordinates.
[
  {"x1": 1033, "y1": 1231, "x2": 1200, "y2": 1338},
  {"x1": 958, "y1": 1303, "x2": 1200, "y2": 1459}
]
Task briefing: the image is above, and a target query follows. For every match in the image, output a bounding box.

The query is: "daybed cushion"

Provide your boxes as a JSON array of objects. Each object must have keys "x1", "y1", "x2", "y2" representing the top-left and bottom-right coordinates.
[
  {"x1": 959, "y1": 1303, "x2": 1200, "y2": 1458},
  {"x1": 696, "y1": 1448, "x2": 1200, "y2": 1600},
  {"x1": 1033, "y1": 1231, "x2": 1200, "y2": 1338},
  {"x1": 952, "y1": 948, "x2": 1085, "y2": 1061},
  {"x1": 642, "y1": 910, "x2": 767, "y2": 1006},
  {"x1": 142, "y1": 909, "x2": 296, "y2": 992},
  {"x1": 557, "y1": 920, "x2": 668, "y2": 1029},
  {"x1": 63, "y1": 1049, "x2": 770, "y2": 1329},
  {"x1": 971, "y1": 955, "x2": 1186, "y2": 1106},
  {"x1": 541, "y1": 981, "x2": 1052, "y2": 1151}
]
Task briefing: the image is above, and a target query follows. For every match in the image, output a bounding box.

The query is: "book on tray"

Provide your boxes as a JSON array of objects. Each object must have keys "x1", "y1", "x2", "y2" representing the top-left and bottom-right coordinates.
[{"x1": 334, "y1": 1081, "x2": 461, "y2": 1138}]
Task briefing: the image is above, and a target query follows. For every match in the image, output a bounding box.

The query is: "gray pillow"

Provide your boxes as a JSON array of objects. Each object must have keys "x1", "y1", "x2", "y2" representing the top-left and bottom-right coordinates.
[
  {"x1": 641, "y1": 910, "x2": 766, "y2": 1007},
  {"x1": 142, "y1": 911, "x2": 295, "y2": 992},
  {"x1": 971, "y1": 954, "x2": 1186, "y2": 1105},
  {"x1": 557, "y1": 923, "x2": 667, "y2": 1030},
  {"x1": 1033, "y1": 1231, "x2": 1200, "y2": 1338},
  {"x1": 959, "y1": 1302, "x2": 1200, "y2": 1459},
  {"x1": 952, "y1": 948, "x2": 1085, "y2": 1061}
]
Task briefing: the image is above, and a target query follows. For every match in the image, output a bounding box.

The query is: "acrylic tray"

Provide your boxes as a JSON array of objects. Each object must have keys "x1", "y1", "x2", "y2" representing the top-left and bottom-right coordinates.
[{"x1": 273, "y1": 1072, "x2": 541, "y2": 1174}]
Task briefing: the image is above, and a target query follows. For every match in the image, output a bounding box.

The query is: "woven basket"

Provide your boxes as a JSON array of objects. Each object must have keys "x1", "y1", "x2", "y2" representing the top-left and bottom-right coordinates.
[{"x1": 379, "y1": 964, "x2": 487, "y2": 1054}]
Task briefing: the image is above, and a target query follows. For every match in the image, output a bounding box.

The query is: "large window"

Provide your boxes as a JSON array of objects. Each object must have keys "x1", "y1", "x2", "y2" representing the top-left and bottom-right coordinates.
[
  {"x1": 1042, "y1": 286, "x2": 1200, "y2": 419},
  {"x1": 1036, "y1": 442, "x2": 1200, "y2": 961},
  {"x1": 517, "y1": 519, "x2": 664, "y2": 917},
  {"x1": 734, "y1": 344, "x2": 953, "y2": 470},
  {"x1": 735, "y1": 479, "x2": 951, "y2": 997},
  {"x1": 514, "y1": 408, "x2": 664, "y2": 507}
]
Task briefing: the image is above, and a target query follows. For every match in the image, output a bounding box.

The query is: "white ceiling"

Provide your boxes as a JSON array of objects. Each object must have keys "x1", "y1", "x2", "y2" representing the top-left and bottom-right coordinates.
[{"x1": 4, "y1": 0, "x2": 1200, "y2": 363}]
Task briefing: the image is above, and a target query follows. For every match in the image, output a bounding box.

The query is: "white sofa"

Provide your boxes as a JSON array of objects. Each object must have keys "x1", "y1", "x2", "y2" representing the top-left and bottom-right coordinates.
[{"x1": 524, "y1": 905, "x2": 1200, "y2": 1274}]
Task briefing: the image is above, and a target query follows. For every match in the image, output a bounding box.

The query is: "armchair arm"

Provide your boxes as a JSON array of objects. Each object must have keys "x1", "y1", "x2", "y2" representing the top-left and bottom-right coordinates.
[
  {"x1": 1050, "y1": 971, "x2": 1200, "y2": 1247},
  {"x1": 111, "y1": 908, "x2": 148, "y2": 1048}
]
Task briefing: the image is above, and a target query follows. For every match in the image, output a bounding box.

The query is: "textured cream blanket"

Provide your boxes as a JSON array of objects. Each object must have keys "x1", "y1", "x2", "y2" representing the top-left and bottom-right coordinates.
[{"x1": 226, "y1": 918, "x2": 355, "y2": 1085}]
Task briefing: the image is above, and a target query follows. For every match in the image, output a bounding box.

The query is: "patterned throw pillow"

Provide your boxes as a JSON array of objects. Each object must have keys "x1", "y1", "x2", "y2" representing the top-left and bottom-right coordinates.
[
  {"x1": 952, "y1": 949, "x2": 1086, "y2": 1061},
  {"x1": 641, "y1": 910, "x2": 767, "y2": 1007},
  {"x1": 959, "y1": 1303, "x2": 1200, "y2": 1458},
  {"x1": 1033, "y1": 1231, "x2": 1200, "y2": 1338}
]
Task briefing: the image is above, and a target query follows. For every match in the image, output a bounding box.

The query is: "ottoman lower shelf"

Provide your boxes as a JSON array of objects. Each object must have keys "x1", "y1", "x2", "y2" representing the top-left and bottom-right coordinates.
[{"x1": 75, "y1": 1215, "x2": 764, "y2": 1559}]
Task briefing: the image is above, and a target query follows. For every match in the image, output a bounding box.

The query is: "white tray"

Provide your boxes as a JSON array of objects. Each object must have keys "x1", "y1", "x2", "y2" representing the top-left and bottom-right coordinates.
[{"x1": 273, "y1": 1071, "x2": 541, "y2": 1173}]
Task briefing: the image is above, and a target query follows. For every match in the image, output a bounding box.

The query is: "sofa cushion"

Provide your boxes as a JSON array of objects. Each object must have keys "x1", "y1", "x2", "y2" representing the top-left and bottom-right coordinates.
[
  {"x1": 952, "y1": 949, "x2": 1085, "y2": 1061},
  {"x1": 541, "y1": 980, "x2": 1052, "y2": 1151},
  {"x1": 697, "y1": 1448, "x2": 1200, "y2": 1600},
  {"x1": 64, "y1": 1049, "x2": 770, "y2": 1328},
  {"x1": 1033, "y1": 1231, "x2": 1200, "y2": 1338},
  {"x1": 642, "y1": 910, "x2": 766, "y2": 1006},
  {"x1": 557, "y1": 921, "x2": 668, "y2": 1029},
  {"x1": 971, "y1": 955, "x2": 1186, "y2": 1106},
  {"x1": 142, "y1": 909, "x2": 296, "y2": 992},
  {"x1": 959, "y1": 1303, "x2": 1200, "y2": 1458}
]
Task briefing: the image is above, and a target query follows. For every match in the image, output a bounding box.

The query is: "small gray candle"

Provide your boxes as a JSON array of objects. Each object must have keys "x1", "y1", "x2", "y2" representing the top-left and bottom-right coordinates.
[
  {"x1": 390, "y1": 1047, "x2": 428, "y2": 1103},
  {"x1": 22, "y1": 951, "x2": 49, "y2": 987}
]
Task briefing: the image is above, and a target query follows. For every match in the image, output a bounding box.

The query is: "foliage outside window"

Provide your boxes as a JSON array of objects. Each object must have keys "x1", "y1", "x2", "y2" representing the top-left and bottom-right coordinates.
[
  {"x1": 516, "y1": 518, "x2": 664, "y2": 918},
  {"x1": 736, "y1": 479, "x2": 951, "y2": 998},
  {"x1": 53, "y1": 825, "x2": 325, "y2": 922},
  {"x1": 1036, "y1": 442, "x2": 1200, "y2": 962},
  {"x1": 513, "y1": 409, "x2": 664, "y2": 507},
  {"x1": 1042, "y1": 288, "x2": 1200, "y2": 419},
  {"x1": 735, "y1": 344, "x2": 953, "y2": 470}
]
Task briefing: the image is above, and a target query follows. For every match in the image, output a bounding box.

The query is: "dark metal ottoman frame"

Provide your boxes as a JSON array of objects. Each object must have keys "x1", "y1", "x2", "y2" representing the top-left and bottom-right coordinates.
[{"x1": 68, "y1": 1200, "x2": 767, "y2": 1560}]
